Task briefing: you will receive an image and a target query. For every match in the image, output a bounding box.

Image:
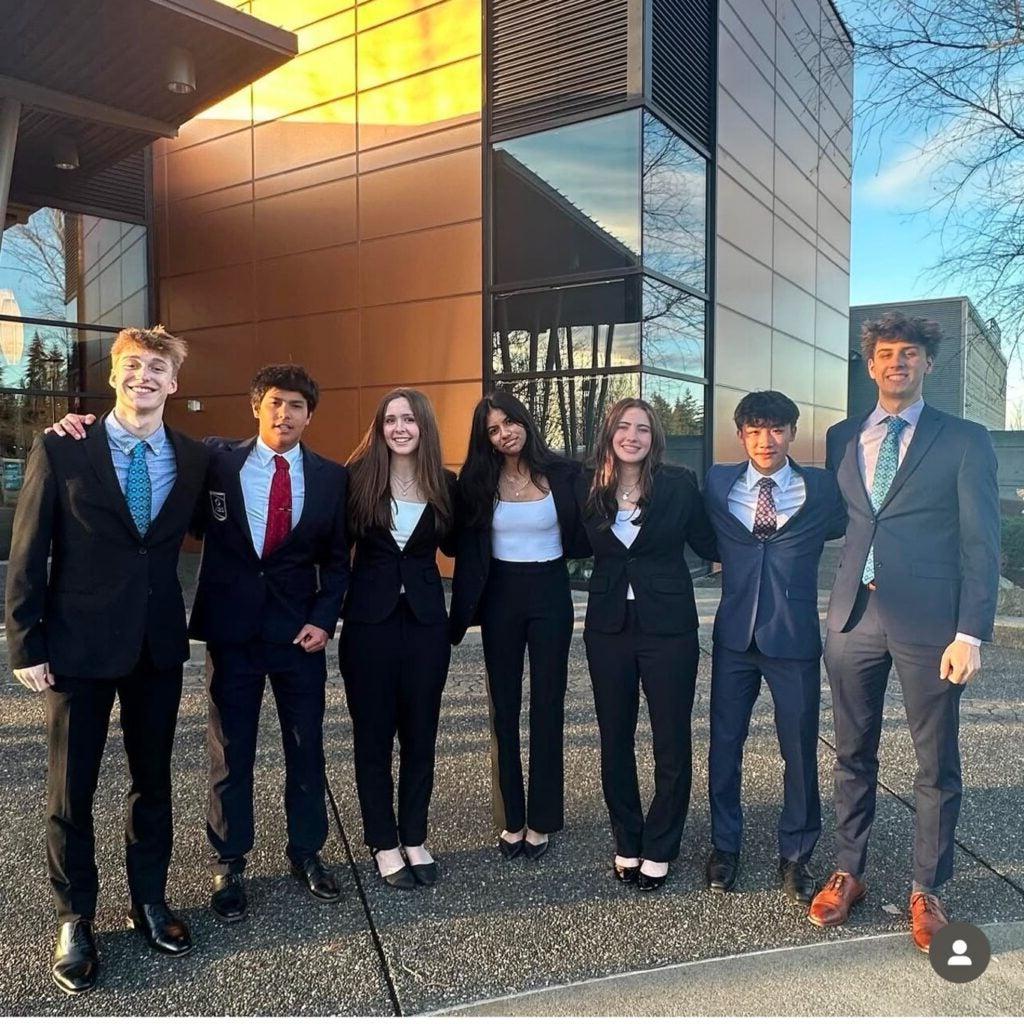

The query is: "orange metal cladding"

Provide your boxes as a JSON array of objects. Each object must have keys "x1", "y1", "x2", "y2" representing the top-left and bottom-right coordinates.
[{"x1": 156, "y1": 0, "x2": 484, "y2": 469}]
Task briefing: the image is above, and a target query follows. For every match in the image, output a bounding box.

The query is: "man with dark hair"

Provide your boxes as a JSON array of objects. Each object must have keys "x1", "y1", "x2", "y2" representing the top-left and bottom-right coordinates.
[
  {"x1": 703, "y1": 390, "x2": 845, "y2": 905},
  {"x1": 809, "y1": 313, "x2": 999, "y2": 953}
]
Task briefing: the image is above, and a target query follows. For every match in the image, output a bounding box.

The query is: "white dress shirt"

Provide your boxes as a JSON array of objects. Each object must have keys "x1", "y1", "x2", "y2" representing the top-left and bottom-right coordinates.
[
  {"x1": 240, "y1": 438, "x2": 305, "y2": 555},
  {"x1": 611, "y1": 507, "x2": 641, "y2": 599},
  {"x1": 727, "y1": 458, "x2": 806, "y2": 533},
  {"x1": 856, "y1": 398, "x2": 979, "y2": 648}
]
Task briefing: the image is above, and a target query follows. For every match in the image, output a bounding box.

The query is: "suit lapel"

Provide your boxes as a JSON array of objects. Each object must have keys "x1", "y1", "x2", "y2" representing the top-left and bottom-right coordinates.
[
  {"x1": 224, "y1": 438, "x2": 258, "y2": 554},
  {"x1": 771, "y1": 460, "x2": 812, "y2": 539},
  {"x1": 838, "y1": 416, "x2": 872, "y2": 513},
  {"x1": 714, "y1": 463, "x2": 758, "y2": 545},
  {"x1": 144, "y1": 427, "x2": 196, "y2": 540},
  {"x1": 878, "y1": 404, "x2": 943, "y2": 512},
  {"x1": 85, "y1": 413, "x2": 143, "y2": 540},
  {"x1": 270, "y1": 444, "x2": 322, "y2": 554}
]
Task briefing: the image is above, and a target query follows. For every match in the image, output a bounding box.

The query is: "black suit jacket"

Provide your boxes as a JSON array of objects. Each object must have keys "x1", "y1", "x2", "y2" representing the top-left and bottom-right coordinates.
[
  {"x1": 188, "y1": 437, "x2": 349, "y2": 647},
  {"x1": 449, "y1": 458, "x2": 590, "y2": 644},
  {"x1": 577, "y1": 463, "x2": 718, "y2": 636},
  {"x1": 343, "y1": 471, "x2": 457, "y2": 626},
  {"x1": 4, "y1": 414, "x2": 210, "y2": 676}
]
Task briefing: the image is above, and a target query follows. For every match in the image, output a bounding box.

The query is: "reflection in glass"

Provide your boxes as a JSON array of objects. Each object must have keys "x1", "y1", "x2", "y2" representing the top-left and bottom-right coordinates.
[
  {"x1": 642, "y1": 113, "x2": 706, "y2": 291},
  {"x1": 492, "y1": 279, "x2": 641, "y2": 377},
  {"x1": 642, "y1": 373, "x2": 705, "y2": 477},
  {"x1": 494, "y1": 372, "x2": 639, "y2": 458},
  {"x1": 493, "y1": 110, "x2": 641, "y2": 284},
  {"x1": 642, "y1": 277, "x2": 705, "y2": 377}
]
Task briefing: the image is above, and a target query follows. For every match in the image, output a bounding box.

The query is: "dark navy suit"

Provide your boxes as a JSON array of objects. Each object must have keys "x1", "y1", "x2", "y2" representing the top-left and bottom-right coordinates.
[{"x1": 705, "y1": 460, "x2": 845, "y2": 862}]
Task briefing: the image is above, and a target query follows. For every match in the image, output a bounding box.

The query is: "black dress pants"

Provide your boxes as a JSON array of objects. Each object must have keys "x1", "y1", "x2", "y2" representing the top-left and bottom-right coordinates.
[
  {"x1": 824, "y1": 586, "x2": 964, "y2": 888},
  {"x1": 45, "y1": 646, "x2": 183, "y2": 923},
  {"x1": 206, "y1": 640, "x2": 328, "y2": 873},
  {"x1": 584, "y1": 605, "x2": 700, "y2": 861},
  {"x1": 479, "y1": 559, "x2": 574, "y2": 834},
  {"x1": 340, "y1": 596, "x2": 450, "y2": 850}
]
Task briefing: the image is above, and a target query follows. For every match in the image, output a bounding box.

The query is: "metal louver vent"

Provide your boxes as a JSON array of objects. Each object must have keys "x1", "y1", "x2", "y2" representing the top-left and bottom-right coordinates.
[
  {"x1": 650, "y1": 0, "x2": 715, "y2": 149},
  {"x1": 63, "y1": 212, "x2": 80, "y2": 305},
  {"x1": 490, "y1": 0, "x2": 632, "y2": 138}
]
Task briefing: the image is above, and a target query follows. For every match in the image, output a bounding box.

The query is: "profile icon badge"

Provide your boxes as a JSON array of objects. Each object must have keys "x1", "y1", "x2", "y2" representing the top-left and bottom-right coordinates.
[{"x1": 928, "y1": 923, "x2": 991, "y2": 982}]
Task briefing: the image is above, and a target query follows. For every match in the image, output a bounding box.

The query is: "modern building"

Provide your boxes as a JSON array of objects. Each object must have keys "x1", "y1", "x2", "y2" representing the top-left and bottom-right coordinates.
[
  {"x1": 1, "y1": 0, "x2": 854, "y2": 545},
  {"x1": 848, "y1": 298, "x2": 1007, "y2": 429}
]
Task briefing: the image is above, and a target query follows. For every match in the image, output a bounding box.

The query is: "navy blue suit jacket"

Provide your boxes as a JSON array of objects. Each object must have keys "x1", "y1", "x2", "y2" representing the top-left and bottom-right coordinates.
[
  {"x1": 705, "y1": 460, "x2": 846, "y2": 660},
  {"x1": 189, "y1": 437, "x2": 349, "y2": 647},
  {"x1": 825, "y1": 404, "x2": 999, "y2": 645}
]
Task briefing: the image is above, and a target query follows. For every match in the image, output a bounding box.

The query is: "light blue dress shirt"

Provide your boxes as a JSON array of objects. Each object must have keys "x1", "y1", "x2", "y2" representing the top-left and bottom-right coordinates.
[
  {"x1": 105, "y1": 411, "x2": 177, "y2": 523},
  {"x1": 240, "y1": 438, "x2": 305, "y2": 555}
]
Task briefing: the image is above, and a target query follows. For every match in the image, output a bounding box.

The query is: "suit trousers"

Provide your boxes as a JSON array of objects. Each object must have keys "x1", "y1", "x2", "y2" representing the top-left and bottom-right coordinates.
[
  {"x1": 206, "y1": 640, "x2": 328, "y2": 873},
  {"x1": 45, "y1": 645, "x2": 183, "y2": 923},
  {"x1": 824, "y1": 586, "x2": 964, "y2": 888},
  {"x1": 340, "y1": 596, "x2": 450, "y2": 849},
  {"x1": 584, "y1": 605, "x2": 700, "y2": 861},
  {"x1": 479, "y1": 559, "x2": 574, "y2": 834},
  {"x1": 708, "y1": 643, "x2": 822, "y2": 862}
]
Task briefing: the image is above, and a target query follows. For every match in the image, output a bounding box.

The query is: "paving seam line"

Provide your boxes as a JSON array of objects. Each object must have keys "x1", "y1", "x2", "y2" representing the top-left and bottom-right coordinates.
[{"x1": 325, "y1": 775, "x2": 404, "y2": 1016}]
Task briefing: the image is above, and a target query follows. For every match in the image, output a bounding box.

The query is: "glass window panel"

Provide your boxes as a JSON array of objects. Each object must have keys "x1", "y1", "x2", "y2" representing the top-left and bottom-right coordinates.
[
  {"x1": 641, "y1": 373, "x2": 706, "y2": 478},
  {"x1": 494, "y1": 372, "x2": 640, "y2": 458},
  {"x1": 641, "y1": 277, "x2": 705, "y2": 378},
  {"x1": 493, "y1": 110, "x2": 641, "y2": 285},
  {"x1": 642, "y1": 113, "x2": 706, "y2": 291},
  {"x1": 492, "y1": 278, "x2": 642, "y2": 377}
]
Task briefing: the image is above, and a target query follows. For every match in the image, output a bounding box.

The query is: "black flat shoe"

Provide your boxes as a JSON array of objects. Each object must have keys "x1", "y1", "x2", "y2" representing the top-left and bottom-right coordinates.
[
  {"x1": 127, "y1": 902, "x2": 193, "y2": 957},
  {"x1": 52, "y1": 919, "x2": 98, "y2": 995},
  {"x1": 498, "y1": 836, "x2": 524, "y2": 860},
  {"x1": 211, "y1": 872, "x2": 248, "y2": 922},
  {"x1": 523, "y1": 838, "x2": 549, "y2": 861},
  {"x1": 706, "y1": 849, "x2": 739, "y2": 893},
  {"x1": 779, "y1": 857, "x2": 817, "y2": 906},
  {"x1": 637, "y1": 870, "x2": 667, "y2": 892},
  {"x1": 291, "y1": 855, "x2": 342, "y2": 902},
  {"x1": 408, "y1": 861, "x2": 438, "y2": 886},
  {"x1": 371, "y1": 849, "x2": 416, "y2": 890},
  {"x1": 613, "y1": 861, "x2": 640, "y2": 884}
]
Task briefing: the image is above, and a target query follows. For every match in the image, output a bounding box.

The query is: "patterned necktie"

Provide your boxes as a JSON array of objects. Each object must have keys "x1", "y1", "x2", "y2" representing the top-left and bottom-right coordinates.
[
  {"x1": 861, "y1": 415, "x2": 908, "y2": 584},
  {"x1": 262, "y1": 454, "x2": 292, "y2": 558},
  {"x1": 752, "y1": 476, "x2": 777, "y2": 540},
  {"x1": 125, "y1": 441, "x2": 151, "y2": 535}
]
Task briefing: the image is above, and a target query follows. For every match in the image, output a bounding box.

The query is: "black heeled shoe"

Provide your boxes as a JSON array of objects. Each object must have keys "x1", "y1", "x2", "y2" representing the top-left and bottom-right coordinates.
[
  {"x1": 370, "y1": 848, "x2": 416, "y2": 890},
  {"x1": 498, "y1": 835, "x2": 524, "y2": 860},
  {"x1": 523, "y1": 837, "x2": 549, "y2": 861},
  {"x1": 613, "y1": 860, "x2": 641, "y2": 884},
  {"x1": 408, "y1": 861, "x2": 438, "y2": 886},
  {"x1": 637, "y1": 869, "x2": 668, "y2": 892}
]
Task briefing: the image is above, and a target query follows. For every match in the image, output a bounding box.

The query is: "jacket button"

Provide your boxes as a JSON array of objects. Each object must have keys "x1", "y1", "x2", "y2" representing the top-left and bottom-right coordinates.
[
  {"x1": 258, "y1": 571, "x2": 264, "y2": 577},
  {"x1": 138, "y1": 547, "x2": 147, "y2": 555}
]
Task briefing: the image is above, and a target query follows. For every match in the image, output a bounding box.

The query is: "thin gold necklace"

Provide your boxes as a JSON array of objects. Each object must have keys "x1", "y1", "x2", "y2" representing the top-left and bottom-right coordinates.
[
  {"x1": 502, "y1": 471, "x2": 531, "y2": 499},
  {"x1": 391, "y1": 474, "x2": 417, "y2": 496}
]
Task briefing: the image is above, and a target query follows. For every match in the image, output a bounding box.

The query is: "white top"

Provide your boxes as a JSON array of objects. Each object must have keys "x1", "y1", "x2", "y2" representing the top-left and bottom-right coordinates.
[
  {"x1": 491, "y1": 492, "x2": 563, "y2": 562},
  {"x1": 858, "y1": 397, "x2": 924, "y2": 492},
  {"x1": 391, "y1": 499, "x2": 426, "y2": 550},
  {"x1": 240, "y1": 438, "x2": 305, "y2": 555},
  {"x1": 612, "y1": 508, "x2": 641, "y2": 599},
  {"x1": 726, "y1": 458, "x2": 806, "y2": 534}
]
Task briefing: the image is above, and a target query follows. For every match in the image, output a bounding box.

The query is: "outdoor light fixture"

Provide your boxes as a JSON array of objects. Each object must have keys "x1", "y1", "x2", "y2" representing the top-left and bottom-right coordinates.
[
  {"x1": 52, "y1": 135, "x2": 79, "y2": 171},
  {"x1": 187, "y1": 399, "x2": 203, "y2": 412},
  {"x1": 166, "y1": 47, "x2": 197, "y2": 94}
]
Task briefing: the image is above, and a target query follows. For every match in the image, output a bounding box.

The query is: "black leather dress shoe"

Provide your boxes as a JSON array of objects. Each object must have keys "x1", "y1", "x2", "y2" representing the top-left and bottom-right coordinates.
[
  {"x1": 523, "y1": 838, "x2": 549, "y2": 861},
  {"x1": 498, "y1": 836, "x2": 524, "y2": 860},
  {"x1": 408, "y1": 861, "x2": 438, "y2": 886},
  {"x1": 211, "y1": 873, "x2": 247, "y2": 922},
  {"x1": 613, "y1": 862, "x2": 640, "y2": 884},
  {"x1": 706, "y1": 849, "x2": 740, "y2": 892},
  {"x1": 127, "y1": 902, "x2": 193, "y2": 957},
  {"x1": 779, "y1": 858, "x2": 817, "y2": 905},
  {"x1": 52, "y1": 919, "x2": 98, "y2": 995},
  {"x1": 291, "y1": 855, "x2": 342, "y2": 902},
  {"x1": 371, "y1": 849, "x2": 416, "y2": 890},
  {"x1": 637, "y1": 870, "x2": 667, "y2": 892}
]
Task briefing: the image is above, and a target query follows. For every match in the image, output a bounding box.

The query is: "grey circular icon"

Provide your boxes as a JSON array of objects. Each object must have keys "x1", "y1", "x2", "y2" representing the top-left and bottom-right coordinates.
[{"x1": 928, "y1": 923, "x2": 991, "y2": 982}]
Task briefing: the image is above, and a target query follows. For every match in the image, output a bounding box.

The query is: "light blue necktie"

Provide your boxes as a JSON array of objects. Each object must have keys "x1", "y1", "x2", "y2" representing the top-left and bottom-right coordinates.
[
  {"x1": 861, "y1": 415, "x2": 907, "y2": 584},
  {"x1": 126, "y1": 441, "x2": 152, "y2": 535}
]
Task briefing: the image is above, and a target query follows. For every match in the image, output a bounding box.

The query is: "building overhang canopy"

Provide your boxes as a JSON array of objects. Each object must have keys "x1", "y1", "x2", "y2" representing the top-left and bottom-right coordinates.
[{"x1": 0, "y1": 0, "x2": 296, "y2": 227}]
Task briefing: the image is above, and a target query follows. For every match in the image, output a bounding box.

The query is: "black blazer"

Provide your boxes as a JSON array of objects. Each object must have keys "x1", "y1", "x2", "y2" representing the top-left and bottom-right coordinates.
[
  {"x1": 576, "y1": 463, "x2": 718, "y2": 636},
  {"x1": 188, "y1": 437, "x2": 350, "y2": 647},
  {"x1": 4, "y1": 414, "x2": 209, "y2": 676},
  {"x1": 449, "y1": 458, "x2": 590, "y2": 644},
  {"x1": 343, "y1": 471, "x2": 457, "y2": 626}
]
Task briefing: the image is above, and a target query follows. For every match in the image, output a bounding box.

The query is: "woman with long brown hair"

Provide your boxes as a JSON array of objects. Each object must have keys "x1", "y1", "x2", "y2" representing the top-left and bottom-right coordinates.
[
  {"x1": 576, "y1": 397, "x2": 717, "y2": 891},
  {"x1": 341, "y1": 388, "x2": 456, "y2": 889}
]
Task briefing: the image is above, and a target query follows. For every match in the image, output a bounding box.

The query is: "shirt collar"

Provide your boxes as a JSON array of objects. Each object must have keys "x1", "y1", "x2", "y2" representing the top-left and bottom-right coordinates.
[
  {"x1": 105, "y1": 410, "x2": 166, "y2": 455},
  {"x1": 254, "y1": 436, "x2": 302, "y2": 469},
  {"x1": 744, "y1": 457, "x2": 792, "y2": 491},
  {"x1": 867, "y1": 397, "x2": 924, "y2": 429}
]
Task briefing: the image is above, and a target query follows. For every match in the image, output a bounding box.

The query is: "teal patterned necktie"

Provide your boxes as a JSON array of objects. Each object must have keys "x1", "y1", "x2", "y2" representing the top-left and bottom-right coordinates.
[
  {"x1": 861, "y1": 415, "x2": 907, "y2": 584},
  {"x1": 126, "y1": 441, "x2": 152, "y2": 535}
]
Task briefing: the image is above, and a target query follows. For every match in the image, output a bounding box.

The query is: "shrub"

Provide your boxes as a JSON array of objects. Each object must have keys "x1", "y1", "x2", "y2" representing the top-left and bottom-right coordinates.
[{"x1": 1000, "y1": 516, "x2": 1024, "y2": 570}]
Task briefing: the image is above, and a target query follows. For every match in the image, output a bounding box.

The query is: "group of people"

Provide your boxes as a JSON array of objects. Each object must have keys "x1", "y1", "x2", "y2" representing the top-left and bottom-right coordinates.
[{"x1": 5, "y1": 309, "x2": 999, "y2": 997}]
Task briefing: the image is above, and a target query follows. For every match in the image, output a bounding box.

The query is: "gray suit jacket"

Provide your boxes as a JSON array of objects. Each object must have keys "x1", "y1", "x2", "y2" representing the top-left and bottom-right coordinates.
[{"x1": 825, "y1": 404, "x2": 999, "y2": 645}]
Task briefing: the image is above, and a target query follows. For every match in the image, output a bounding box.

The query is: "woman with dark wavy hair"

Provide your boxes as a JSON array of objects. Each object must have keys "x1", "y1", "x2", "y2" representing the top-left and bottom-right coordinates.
[
  {"x1": 449, "y1": 390, "x2": 589, "y2": 862},
  {"x1": 577, "y1": 397, "x2": 717, "y2": 891},
  {"x1": 341, "y1": 388, "x2": 456, "y2": 889}
]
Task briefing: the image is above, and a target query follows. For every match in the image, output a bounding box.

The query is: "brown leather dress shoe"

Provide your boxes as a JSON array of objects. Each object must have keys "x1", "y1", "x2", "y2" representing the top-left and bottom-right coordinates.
[
  {"x1": 807, "y1": 871, "x2": 866, "y2": 927},
  {"x1": 910, "y1": 892, "x2": 948, "y2": 953}
]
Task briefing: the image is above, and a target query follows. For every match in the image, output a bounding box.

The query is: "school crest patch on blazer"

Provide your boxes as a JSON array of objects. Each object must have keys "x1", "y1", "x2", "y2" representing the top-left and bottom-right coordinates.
[{"x1": 210, "y1": 491, "x2": 228, "y2": 521}]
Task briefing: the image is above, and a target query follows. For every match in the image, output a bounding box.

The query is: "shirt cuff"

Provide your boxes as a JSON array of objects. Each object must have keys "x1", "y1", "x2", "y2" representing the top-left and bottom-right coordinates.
[{"x1": 954, "y1": 632, "x2": 982, "y2": 647}]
